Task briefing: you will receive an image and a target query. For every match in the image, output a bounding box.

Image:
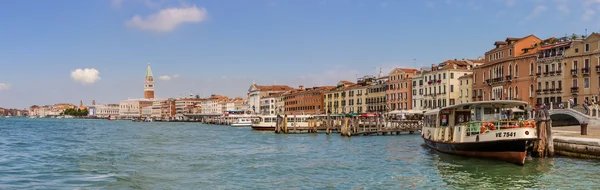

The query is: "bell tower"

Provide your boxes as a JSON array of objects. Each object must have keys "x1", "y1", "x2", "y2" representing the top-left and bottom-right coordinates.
[{"x1": 144, "y1": 62, "x2": 155, "y2": 99}]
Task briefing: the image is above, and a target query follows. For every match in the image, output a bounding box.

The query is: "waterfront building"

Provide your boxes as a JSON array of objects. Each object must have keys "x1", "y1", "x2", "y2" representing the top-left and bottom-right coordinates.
[
  {"x1": 88, "y1": 104, "x2": 119, "y2": 118},
  {"x1": 283, "y1": 85, "x2": 334, "y2": 115},
  {"x1": 366, "y1": 75, "x2": 388, "y2": 113},
  {"x1": 324, "y1": 80, "x2": 356, "y2": 114},
  {"x1": 161, "y1": 99, "x2": 176, "y2": 120},
  {"x1": 247, "y1": 83, "x2": 294, "y2": 114},
  {"x1": 260, "y1": 93, "x2": 282, "y2": 115},
  {"x1": 201, "y1": 94, "x2": 229, "y2": 115},
  {"x1": 141, "y1": 106, "x2": 153, "y2": 118},
  {"x1": 411, "y1": 70, "x2": 426, "y2": 111},
  {"x1": 387, "y1": 68, "x2": 418, "y2": 110},
  {"x1": 473, "y1": 35, "x2": 542, "y2": 106},
  {"x1": 175, "y1": 98, "x2": 205, "y2": 120},
  {"x1": 119, "y1": 99, "x2": 153, "y2": 118},
  {"x1": 151, "y1": 99, "x2": 163, "y2": 119},
  {"x1": 144, "y1": 63, "x2": 155, "y2": 99},
  {"x1": 458, "y1": 74, "x2": 473, "y2": 104},
  {"x1": 422, "y1": 59, "x2": 479, "y2": 109},
  {"x1": 535, "y1": 37, "x2": 574, "y2": 105},
  {"x1": 564, "y1": 33, "x2": 600, "y2": 105}
]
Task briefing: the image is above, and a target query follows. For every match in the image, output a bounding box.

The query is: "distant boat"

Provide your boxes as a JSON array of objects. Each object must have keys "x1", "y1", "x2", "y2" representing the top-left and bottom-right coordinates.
[{"x1": 107, "y1": 115, "x2": 117, "y2": 120}]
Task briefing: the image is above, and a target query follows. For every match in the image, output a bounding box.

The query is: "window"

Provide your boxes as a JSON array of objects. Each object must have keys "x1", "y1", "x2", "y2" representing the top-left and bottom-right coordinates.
[
  {"x1": 585, "y1": 59, "x2": 590, "y2": 68},
  {"x1": 460, "y1": 90, "x2": 462, "y2": 97},
  {"x1": 573, "y1": 78, "x2": 578, "y2": 87},
  {"x1": 529, "y1": 85, "x2": 534, "y2": 97},
  {"x1": 575, "y1": 48, "x2": 579, "y2": 53},
  {"x1": 450, "y1": 73, "x2": 454, "y2": 79},
  {"x1": 558, "y1": 80, "x2": 562, "y2": 89},
  {"x1": 585, "y1": 43, "x2": 590, "y2": 52},
  {"x1": 443, "y1": 73, "x2": 446, "y2": 79},
  {"x1": 573, "y1": 60, "x2": 578, "y2": 69},
  {"x1": 509, "y1": 49, "x2": 513, "y2": 56},
  {"x1": 515, "y1": 64, "x2": 519, "y2": 77},
  {"x1": 450, "y1": 85, "x2": 454, "y2": 92},
  {"x1": 530, "y1": 62, "x2": 534, "y2": 75},
  {"x1": 585, "y1": 77, "x2": 590, "y2": 88},
  {"x1": 515, "y1": 86, "x2": 518, "y2": 98}
]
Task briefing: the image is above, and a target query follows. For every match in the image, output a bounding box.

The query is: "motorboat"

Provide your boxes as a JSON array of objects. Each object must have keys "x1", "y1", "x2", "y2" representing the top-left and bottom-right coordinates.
[{"x1": 421, "y1": 100, "x2": 537, "y2": 165}]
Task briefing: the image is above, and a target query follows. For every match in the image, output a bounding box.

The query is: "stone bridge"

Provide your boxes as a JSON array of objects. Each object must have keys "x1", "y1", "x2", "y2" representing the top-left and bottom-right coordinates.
[{"x1": 545, "y1": 104, "x2": 600, "y2": 126}]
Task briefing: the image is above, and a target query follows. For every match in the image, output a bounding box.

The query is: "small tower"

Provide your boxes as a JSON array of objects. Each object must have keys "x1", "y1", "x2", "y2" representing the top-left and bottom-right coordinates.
[
  {"x1": 92, "y1": 100, "x2": 96, "y2": 105},
  {"x1": 144, "y1": 62, "x2": 155, "y2": 99},
  {"x1": 80, "y1": 100, "x2": 83, "y2": 108}
]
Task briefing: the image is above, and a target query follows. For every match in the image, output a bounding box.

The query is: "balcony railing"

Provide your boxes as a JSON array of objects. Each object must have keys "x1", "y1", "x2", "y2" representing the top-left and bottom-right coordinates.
[
  {"x1": 596, "y1": 65, "x2": 600, "y2": 73},
  {"x1": 571, "y1": 87, "x2": 579, "y2": 94},
  {"x1": 582, "y1": 67, "x2": 590, "y2": 75},
  {"x1": 556, "y1": 69, "x2": 562, "y2": 75},
  {"x1": 549, "y1": 71, "x2": 556, "y2": 76},
  {"x1": 571, "y1": 69, "x2": 578, "y2": 76},
  {"x1": 505, "y1": 75, "x2": 512, "y2": 81},
  {"x1": 536, "y1": 72, "x2": 542, "y2": 76},
  {"x1": 536, "y1": 89, "x2": 542, "y2": 94},
  {"x1": 543, "y1": 72, "x2": 549, "y2": 76}
]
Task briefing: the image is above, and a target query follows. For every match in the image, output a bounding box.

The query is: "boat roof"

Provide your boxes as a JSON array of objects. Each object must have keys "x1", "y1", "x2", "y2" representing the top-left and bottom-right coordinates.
[{"x1": 424, "y1": 100, "x2": 529, "y2": 115}]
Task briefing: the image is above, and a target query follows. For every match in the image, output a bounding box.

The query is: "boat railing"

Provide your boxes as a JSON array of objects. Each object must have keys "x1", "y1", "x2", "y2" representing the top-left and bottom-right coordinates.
[{"x1": 463, "y1": 120, "x2": 536, "y2": 136}]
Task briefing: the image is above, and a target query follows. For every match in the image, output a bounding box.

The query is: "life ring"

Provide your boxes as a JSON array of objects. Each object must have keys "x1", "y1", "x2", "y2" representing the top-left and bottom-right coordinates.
[
  {"x1": 480, "y1": 126, "x2": 486, "y2": 133},
  {"x1": 528, "y1": 120, "x2": 537, "y2": 128},
  {"x1": 488, "y1": 123, "x2": 496, "y2": 130}
]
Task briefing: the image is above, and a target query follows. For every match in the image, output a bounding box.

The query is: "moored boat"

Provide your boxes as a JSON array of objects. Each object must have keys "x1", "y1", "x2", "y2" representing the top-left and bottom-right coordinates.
[
  {"x1": 421, "y1": 100, "x2": 538, "y2": 165},
  {"x1": 231, "y1": 118, "x2": 253, "y2": 127},
  {"x1": 251, "y1": 115, "x2": 312, "y2": 131}
]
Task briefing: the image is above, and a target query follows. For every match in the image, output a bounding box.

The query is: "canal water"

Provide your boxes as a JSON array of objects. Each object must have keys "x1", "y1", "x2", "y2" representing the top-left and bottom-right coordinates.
[{"x1": 1, "y1": 118, "x2": 599, "y2": 189}]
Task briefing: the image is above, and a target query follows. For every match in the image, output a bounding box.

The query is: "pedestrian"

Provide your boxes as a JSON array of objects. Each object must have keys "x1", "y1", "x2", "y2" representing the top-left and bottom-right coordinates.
[{"x1": 569, "y1": 97, "x2": 575, "y2": 108}]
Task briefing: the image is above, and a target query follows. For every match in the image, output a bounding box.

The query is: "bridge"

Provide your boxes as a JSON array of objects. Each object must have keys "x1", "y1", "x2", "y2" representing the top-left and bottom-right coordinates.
[{"x1": 543, "y1": 103, "x2": 600, "y2": 126}]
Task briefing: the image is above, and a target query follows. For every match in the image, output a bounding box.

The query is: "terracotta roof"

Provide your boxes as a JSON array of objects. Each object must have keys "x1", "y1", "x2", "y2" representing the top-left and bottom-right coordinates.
[
  {"x1": 494, "y1": 41, "x2": 508, "y2": 45},
  {"x1": 539, "y1": 41, "x2": 571, "y2": 51},
  {"x1": 467, "y1": 59, "x2": 485, "y2": 63},
  {"x1": 339, "y1": 80, "x2": 354, "y2": 85},
  {"x1": 255, "y1": 85, "x2": 294, "y2": 91},
  {"x1": 458, "y1": 74, "x2": 473, "y2": 79},
  {"x1": 506, "y1": 37, "x2": 522, "y2": 41}
]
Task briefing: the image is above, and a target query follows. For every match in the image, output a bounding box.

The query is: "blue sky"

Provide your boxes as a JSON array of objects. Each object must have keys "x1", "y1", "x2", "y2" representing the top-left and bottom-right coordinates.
[{"x1": 0, "y1": 0, "x2": 598, "y2": 108}]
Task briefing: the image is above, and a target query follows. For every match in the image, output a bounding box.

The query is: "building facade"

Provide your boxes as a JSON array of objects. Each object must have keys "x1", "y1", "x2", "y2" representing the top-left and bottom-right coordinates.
[
  {"x1": 411, "y1": 70, "x2": 426, "y2": 111},
  {"x1": 422, "y1": 60, "x2": 476, "y2": 109},
  {"x1": 201, "y1": 94, "x2": 229, "y2": 115},
  {"x1": 458, "y1": 74, "x2": 473, "y2": 104},
  {"x1": 247, "y1": 84, "x2": 293, "y2": 114},
  {"x1": 366, "y1": 76, "x2": 388, "y2": 113},
  {"x1": 284, "y1": 85, "x2": 334, "y2": 115},
  {"x1": 119, "y1": 99, "x2": 153, "y2": 118},
  {"x1": 387, "y1": 68, "x2": 418, "y2": 110},
  {"x1": 564, "y1": 33, "x2": 600, "y2": 105},
  {"x1": 175, "y1": 98, "x2": 205, "y2": 120},
  {"x1": 324, "y1": 80, "x2": 356, "y2": 114},
  {"x1": 535, "y1": 37, "x2": 573, "y2": 105},
  {"x1": 473, "y1": 35, "x2": 542, "y2": 106},
  {"x1": 88, "y1": 104, "x2": 119, "y2": 118}
]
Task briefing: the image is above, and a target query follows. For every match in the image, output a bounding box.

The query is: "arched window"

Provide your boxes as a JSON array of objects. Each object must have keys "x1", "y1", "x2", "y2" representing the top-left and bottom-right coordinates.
[
  {"x1": 515, "y1": 86, "x2": 519, "y2": 98},
  {"x1": 508, "y1": 87, "x2": 512, "y2": 99},
  {"x1": 529, "y1": 62, "x2": 533, "y2": 75},
  {"x1": 530, "y1": 85, "x2": 534, "y2": 97},
  {"x1": 509, "y1": 63, "x2": 512, "y2": 76}
]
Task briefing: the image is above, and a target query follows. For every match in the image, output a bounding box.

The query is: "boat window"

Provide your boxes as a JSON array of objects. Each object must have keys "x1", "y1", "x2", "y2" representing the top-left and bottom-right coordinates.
[
  {"x1": 439, "y1": 114, "x2": 449, "y2": 127},
  {"x1": 455, "y1": 111, "x2": 471, "y2": 125}
]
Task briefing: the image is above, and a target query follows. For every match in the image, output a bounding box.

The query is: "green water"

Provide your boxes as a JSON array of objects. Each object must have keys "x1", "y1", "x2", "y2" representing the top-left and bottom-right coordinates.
[{"x1": 0, "y1": 118, "x2": 598, "y2": 189}]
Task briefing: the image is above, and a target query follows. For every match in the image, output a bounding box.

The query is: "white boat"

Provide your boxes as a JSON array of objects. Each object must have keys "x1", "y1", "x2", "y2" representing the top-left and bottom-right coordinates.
[
  {"x1": 231, "y1": 118, "x2": 253, "y2": 127},
  {"x1": 421, "y1": 100, "x2": 538, "y2": 165},
  {"x1": 251, "y1": 115, "x2": 312, "y2": 131}
]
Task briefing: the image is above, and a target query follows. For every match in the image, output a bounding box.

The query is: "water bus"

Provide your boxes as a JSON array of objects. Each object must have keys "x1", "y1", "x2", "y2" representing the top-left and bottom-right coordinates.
[
  {"x1": 422, "y1": 100, "x2": 538, "y2": 165},
  {"x1": 251, "y1": 115, "x2": 312, "y2": 131}
]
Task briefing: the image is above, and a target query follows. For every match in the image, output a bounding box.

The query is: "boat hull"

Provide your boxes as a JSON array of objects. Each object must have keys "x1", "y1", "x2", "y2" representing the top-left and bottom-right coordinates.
[
  {"x1": 423, "y1": 138, "x2": 535, "y2": 165},
  {"x1": 251, "y1": 126, "x2": 275, "y2": 131},
  {"x1": 231, "y1": 123, "x2": 252, "y2": 127}
]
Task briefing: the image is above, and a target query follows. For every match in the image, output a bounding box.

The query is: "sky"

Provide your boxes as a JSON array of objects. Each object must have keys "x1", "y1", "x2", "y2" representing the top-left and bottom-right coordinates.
[{"x1": 0, "y1": 0, "x2": 599, "y2": 109}]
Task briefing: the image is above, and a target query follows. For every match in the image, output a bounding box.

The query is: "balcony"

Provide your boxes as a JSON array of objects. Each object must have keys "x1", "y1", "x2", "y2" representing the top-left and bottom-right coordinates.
[
  {"x1": 505, "y1": 75, "x2": 512, "y2": 81},
  {"x1": 536, "y1": 72, "x2": 542, "y2": 77},
  {"x1": 536, "y1": 89, "x2": 542, "y2": 95},
  {"x1": 485, "y1": 79, "x2": 490, "y2": 85},
  {"x1": 596, "y1": 65, "x2": 600, "y2": 73},
  {"x1": 571, "y1": 69, "x2": 578, "y2": 76},
  {"x1": 549, "y1": 71, "x2": 556, "y2": 76},
  {"x1": 571, "y1": 87, "x2": 579, "y2": 94},
  {"x1": 582, "y1": 67, "x2": 590, "y2": 75},
  {"x1": 543, "y1": 72, "x2": 549, "y2": 76},
  {"x1": 556, "y1": 88, "x2": 563, "y2": 93},
  {"x1": 543, "y1": 89, "x2": 551, "y2": 94},
  {"x1": 556, "y1": 70, "x2": 562, "y2": 75}
]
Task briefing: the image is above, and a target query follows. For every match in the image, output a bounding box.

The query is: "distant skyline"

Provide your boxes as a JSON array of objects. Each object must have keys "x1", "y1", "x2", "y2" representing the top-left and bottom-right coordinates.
[{"x1": 1, "y1": 0, "x2": 600, "y2": 108}]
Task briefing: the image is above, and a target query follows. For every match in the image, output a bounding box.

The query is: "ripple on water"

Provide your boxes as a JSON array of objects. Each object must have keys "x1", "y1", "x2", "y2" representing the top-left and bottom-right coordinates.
[{"x1": 2, "y1": 118, "x2": 600, "y2": 189}]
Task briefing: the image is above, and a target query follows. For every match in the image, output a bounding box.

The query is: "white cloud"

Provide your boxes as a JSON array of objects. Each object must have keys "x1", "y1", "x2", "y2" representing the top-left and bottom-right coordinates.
[
  {"x1": 111, "y1": 0, "x2": 124, "y2": 8},
  {"x1": 125, "y1": 5, "x2": 208, "y2": 32},
  {"x1": 0, "y1": 83, "x2": 10, "y2": 91},
  {"x1": 159, "y1": 75, "x2": 171, "y2": 80},
  {"x1": 520, "y1": 5, "x2": 547, "y2": 24},
  {"x1": 159, "y1": 74, "x2": 179, "y2": 80},
  {"x1": 70, "y1": 68, "x2": 101, "y2": 85},
  {"x1": 111, "y1": 0, "x2": 161, "y2": 9}
]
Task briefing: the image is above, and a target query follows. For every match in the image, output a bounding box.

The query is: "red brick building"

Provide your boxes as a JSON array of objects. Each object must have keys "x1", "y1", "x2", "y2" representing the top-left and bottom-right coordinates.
[
  {"x1": 283, "y1": 85, "x2": 335, "y2": 115},
  {"x1": 387, "y1": 68, "x2": 418, "y2": 110}
]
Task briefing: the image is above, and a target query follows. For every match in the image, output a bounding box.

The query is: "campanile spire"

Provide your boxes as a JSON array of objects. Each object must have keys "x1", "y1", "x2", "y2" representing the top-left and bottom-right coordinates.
[{"x1": 144, "y1": 62, "x2": 155, "y2": 99}]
